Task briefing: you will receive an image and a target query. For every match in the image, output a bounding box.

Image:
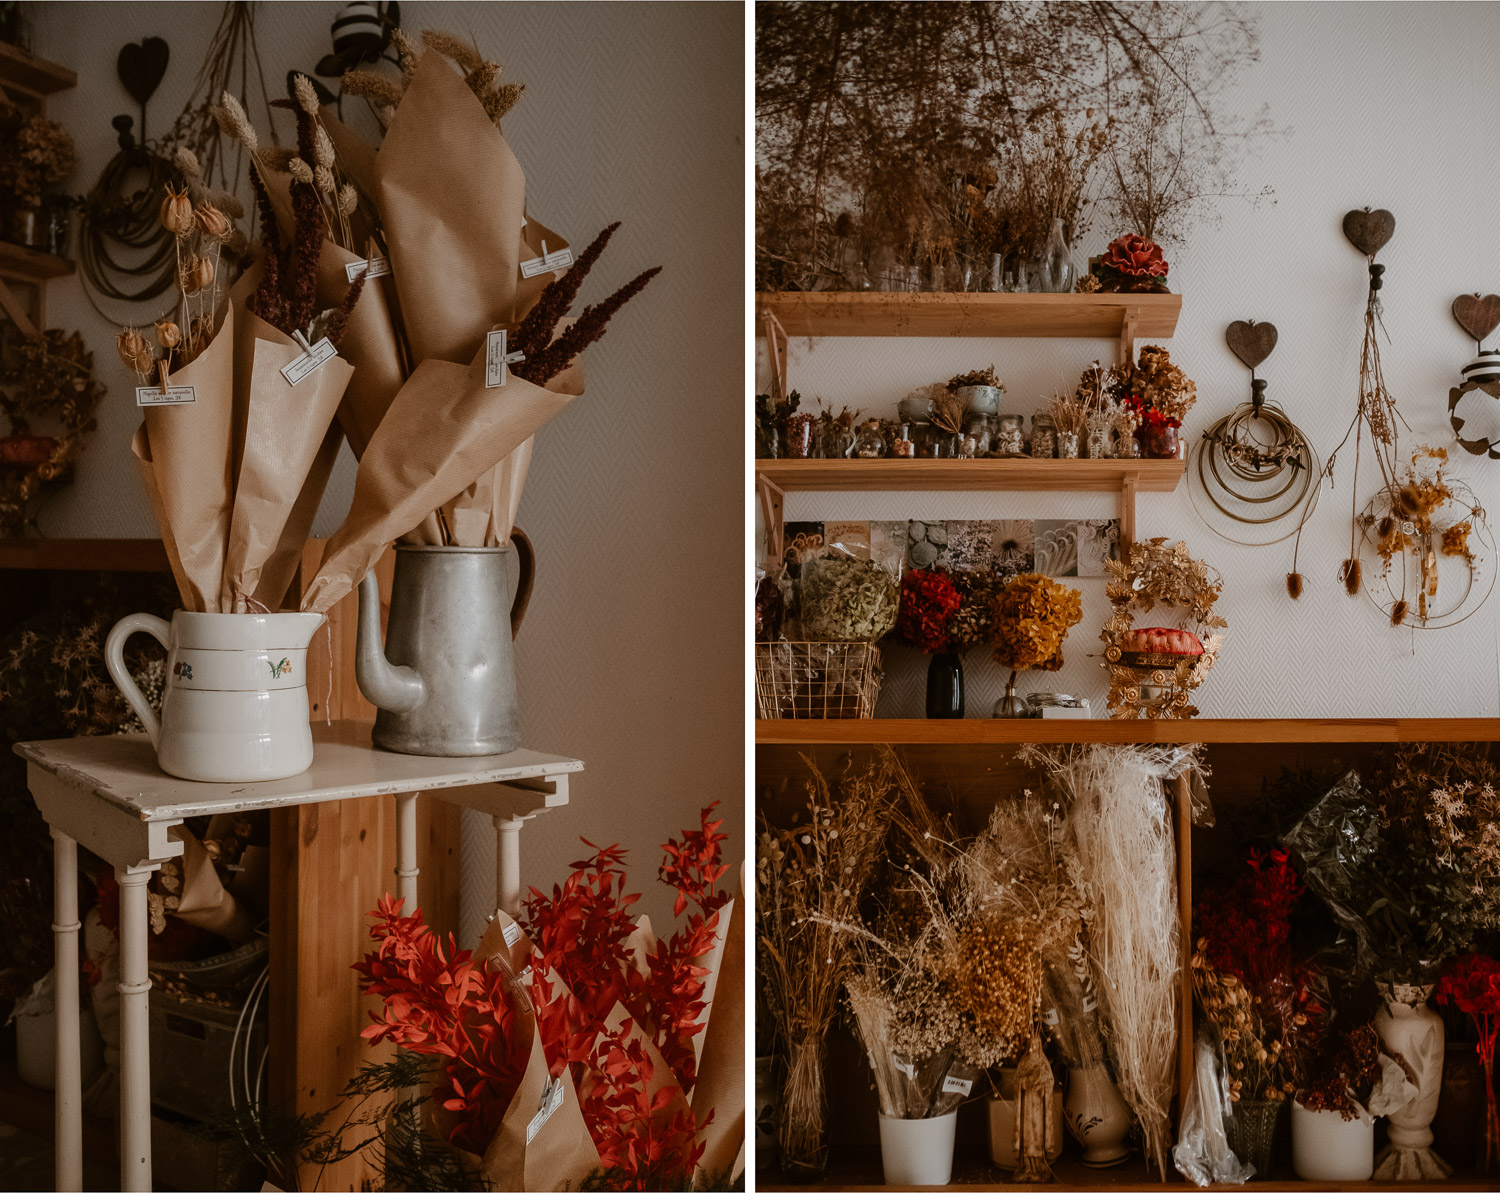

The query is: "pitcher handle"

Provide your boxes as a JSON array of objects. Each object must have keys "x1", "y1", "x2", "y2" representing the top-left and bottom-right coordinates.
[
  {"x1": 509, "y1": 526, "x2": 535, "y2": 639},
  {"x1": 105, "y1": 613, "x2": 171, "y2": 748}
]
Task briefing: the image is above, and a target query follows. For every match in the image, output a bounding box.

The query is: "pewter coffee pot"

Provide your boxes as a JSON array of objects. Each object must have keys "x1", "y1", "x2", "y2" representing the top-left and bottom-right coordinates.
[{"x1": 355, "y1": 535, "x2": 534, "y2": 756}]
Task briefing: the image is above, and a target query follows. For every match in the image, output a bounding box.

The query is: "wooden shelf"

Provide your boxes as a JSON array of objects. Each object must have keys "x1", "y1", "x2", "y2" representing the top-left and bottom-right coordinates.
[
  {"x1": 756, "y1": 457, "x2": 1184, "y2": 494},
  {"x1": 0, "y1": 239, "x2": 74, "y2": 281},
  {"x1": 756, "y1": 290, "x2": 1181, "y2": 341},
  {"x1": 0, "y1": 538, "x2": 172, "y2": 572},
  {"x1": 0, "y1": 42, "x2": 76, "y2": 96},
  {"x1": 756, "y1": 717, "x2": 1500, "y2": 745}
]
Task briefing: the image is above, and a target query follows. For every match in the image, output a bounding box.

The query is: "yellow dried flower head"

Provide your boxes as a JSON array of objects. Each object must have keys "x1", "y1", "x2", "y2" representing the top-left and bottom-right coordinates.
[{"x1": 992, "y1": 573, "x2": 1083, "y2": 672}]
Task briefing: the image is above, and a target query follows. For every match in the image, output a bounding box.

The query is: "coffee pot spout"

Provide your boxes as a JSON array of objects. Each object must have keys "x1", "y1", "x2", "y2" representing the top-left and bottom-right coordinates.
[{"x1": 356, "y1": 570, "x2": 425, "y2": 713}]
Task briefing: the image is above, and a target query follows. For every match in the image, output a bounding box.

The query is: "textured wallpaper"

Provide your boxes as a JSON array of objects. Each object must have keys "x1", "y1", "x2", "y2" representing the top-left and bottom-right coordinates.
[
  {"x1": 759, "y1": 1, "x2": 1500, "y2": 721},
  {"x1": 33, "y1": 1, "x2": 746, "y2": 937}
]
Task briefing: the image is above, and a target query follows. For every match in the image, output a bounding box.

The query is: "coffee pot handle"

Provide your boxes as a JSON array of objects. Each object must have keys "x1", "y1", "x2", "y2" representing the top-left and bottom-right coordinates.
[
  {"x1": 510, "y1": 527, "x2": 535, "y2": 638},
  {"x1": 105, "y1": 613, "x2": 172, "y2": 748}
]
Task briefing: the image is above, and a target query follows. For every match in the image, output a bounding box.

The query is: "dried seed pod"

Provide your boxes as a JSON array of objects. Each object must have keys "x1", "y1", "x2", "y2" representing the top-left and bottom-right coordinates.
[
  {"x1": 1340, "y1": 558, "x2": 1362, "y2": 595},
  {"x1": 181, "y1": 254, "x2": 216, "y2": 295},
  {"x1": 1391, "y1": 599, "x2": 1408, "y2": 626},
  {"x1": 160, "y1": 184, "x2": 193, "y2": 234},
  {"x1": 116, "y1": 327, "x2": 152, "y2": 374},
  {"x1": 1286, "y1": 572, "x2": 1303, "y2": 600},
  {"x1": 154, "y1": 320, "x2": 181, "y2": 350},
  {"x1": 195, "y1": 202, "x2": 231, "y2": 240}
]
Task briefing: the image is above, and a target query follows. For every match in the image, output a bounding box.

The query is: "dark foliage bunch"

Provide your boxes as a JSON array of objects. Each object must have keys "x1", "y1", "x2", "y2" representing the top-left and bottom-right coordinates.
[
  {"x1": 511, "y1": 221, "x2": 661, "y2": 388},
  {"x1": 755, "y1": 1, "x2": 1269, "y2": 290},
  {"x1": 1298, "y1": 1024, "x2": 1383, "y2": 1121},
  {"x1": 245, "y1": 87, "x2": 366, "y2": 345}
]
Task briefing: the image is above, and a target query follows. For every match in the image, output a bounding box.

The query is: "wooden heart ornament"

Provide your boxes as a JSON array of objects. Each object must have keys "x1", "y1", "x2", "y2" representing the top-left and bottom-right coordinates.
[
  {"x1": 1342, "y1": 208, "x2": 1396, "y2": 257},
  {"x1": 1225, "y1": 320, "x2": 1278, "y2": 371},
  {"x1": 1454, "y1": 294, "x2": 1500, "y2": 345},
  {"x1": 117, "y1": 37, "x2": 169, "y2": 108}
]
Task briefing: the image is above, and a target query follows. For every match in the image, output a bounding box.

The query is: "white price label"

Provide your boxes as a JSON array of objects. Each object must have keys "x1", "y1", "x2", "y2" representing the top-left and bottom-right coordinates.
[
  {"x1": 136, "y1": 385, "x2": 197, "y2": 407},
  {"x1": 894, "y1": 1060, "x2": 916, "y2": 1079},
  {"x1": 485, "y1": 329, "x2": 526, "y2": 388},
  {"x1": 941, "y1": 1075, "x2": 973, "y2": 1096},
  {"x1": 520, "y1": 241, "x2": 575, "y2": 279},
  {"x1": 280, "y1": 337, "x2": 338, "y2": 386},
  {"x1": 344, "y1": 255, "x2": 392, "y2": 283},
  {"x1": 501, "y1": 919, "x2": 521, "y2": 947},
  {"x1": 526, "y1": 1076, "x2": 566, "y2": 1144}
]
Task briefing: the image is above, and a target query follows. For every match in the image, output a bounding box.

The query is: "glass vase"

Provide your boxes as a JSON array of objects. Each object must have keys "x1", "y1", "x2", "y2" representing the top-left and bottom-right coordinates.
[
  {"x1": 1141, "y1": 422, "x2": 1180, "y2": 459},
  {"x1": 1225, "y1": 1098, "x2": 1284, "y2": 1180},
  {"x1": 1038, "y1": 218, "x2": 1076, "y2": 293},
  {"x1": 1056, "y1": 431, "x2": 1080, "y2": 459},
  {"x1": 783, "y1": 413, "x2": 816, "y2": 459},
  {"x1": 925, "y1": 652, "x2": 964, "y2": 718},
  {"x1": 778, "y1": 1036, "x2": 830, "y2": 1179}
]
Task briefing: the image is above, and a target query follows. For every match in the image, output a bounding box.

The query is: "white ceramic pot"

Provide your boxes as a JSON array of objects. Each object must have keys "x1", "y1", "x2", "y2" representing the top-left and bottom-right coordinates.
[
  {"x1": 987, "y1": 1067, "x2": 1064, "y2": 1169},
  {"x1": 106, "y1": 610, "x2": 325, "y2": 782},
  {"x1": 1065, "y1": 1063, "x2": 1132, "y2": 1167},
  {"x1": 956, "y1": 384, "x2": 1002, "y2": 416},
  {"x1": 1374, "y1": 983, "x2": 1453, "y2": 1180},
  {"x1": 1291, "y1": 1098, "x2": 1374, "y2": 1180},
  {"x1": 16, "y1": 1006, "x2": 102, "y2": 1092},
  {"x1": 879, "y1": 1111, "x2": 957, "y2": 1186}
]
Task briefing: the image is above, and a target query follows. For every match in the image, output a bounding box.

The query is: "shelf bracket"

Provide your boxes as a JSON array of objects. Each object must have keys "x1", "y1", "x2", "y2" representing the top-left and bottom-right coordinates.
[
  {"x1": 1119, "y1": 473, "x2": 1138, "y2": 550},
  {"x1": 1119, "y1": 305, "x2": 1140, "y2": 365},
  {"x1": 762, "y1": 309, "x2": 789, "y2": 405},
  {"x1": 0, "y1": 274, "x2": 39, "y2": 339},
  {"x1": 757, "y1": 473, "x2": 785, "y2": 564}
]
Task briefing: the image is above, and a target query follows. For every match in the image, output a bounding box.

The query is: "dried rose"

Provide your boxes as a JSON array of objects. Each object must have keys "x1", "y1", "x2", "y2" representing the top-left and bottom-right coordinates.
[
  {"x1": 160, "y1": 185, "x2": 193, "y2": 234},
  {"x1": 195, "y1": 202, "x2": 231, "y2": 240},
  {"x1": 1101, "y1": 234, "x2": 1168, "y2": 279}
]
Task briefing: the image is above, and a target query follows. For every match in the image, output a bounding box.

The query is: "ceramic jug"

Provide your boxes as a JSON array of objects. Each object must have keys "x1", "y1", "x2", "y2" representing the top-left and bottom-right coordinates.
[
  {"x1": 355, "y1": 535, "x2": 534, "y2": 757},
  {"x1": 105, "y1": 610, "x2": 326, "y2": 783}
]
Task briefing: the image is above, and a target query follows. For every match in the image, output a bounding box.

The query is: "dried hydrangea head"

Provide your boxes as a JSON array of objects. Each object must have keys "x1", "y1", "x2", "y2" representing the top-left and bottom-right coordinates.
[{"x1": 992, "y1": 573, "x2": 1083, "y2": 672}]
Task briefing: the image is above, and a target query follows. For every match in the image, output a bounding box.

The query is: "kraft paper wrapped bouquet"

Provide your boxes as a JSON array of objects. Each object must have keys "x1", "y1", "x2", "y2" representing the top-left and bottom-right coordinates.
[
  {"x1": 120, "y1": 86, "x2": 368, "y2": 615},
  {"x1": 355, "y1": 806, "x2": 744, "y2": 1191},
  {"x1": 294, "y1": 33, "x2": 660, "y2": 613}
]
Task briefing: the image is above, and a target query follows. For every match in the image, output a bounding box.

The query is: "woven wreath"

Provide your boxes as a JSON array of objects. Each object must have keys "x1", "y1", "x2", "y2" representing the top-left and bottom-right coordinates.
[{"x1": 1101, "y1": 537, "x2": 1226, "y2": 720}]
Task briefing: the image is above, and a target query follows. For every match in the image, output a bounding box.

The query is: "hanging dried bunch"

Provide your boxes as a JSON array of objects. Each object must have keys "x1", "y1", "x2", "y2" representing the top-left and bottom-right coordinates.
[{"x1": 931, "y1": 390, "x2": 964, "y2": 435}]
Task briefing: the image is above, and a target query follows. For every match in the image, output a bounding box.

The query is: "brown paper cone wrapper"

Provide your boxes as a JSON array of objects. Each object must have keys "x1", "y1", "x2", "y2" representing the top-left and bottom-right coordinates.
[
  {"x1": 221, "y1": 280, "x2": 354, "y2": 610},
  {"x1": 131, "y1": 302, "x2": 238, "y2": 612},
  {"x1": 376, "y1": 51, "x2": 529, "y2": 363},
  {"x1": 689, "y1": 883, "x2": 746, "y2": 1183},
  {"x1": 300, "y1": 343, "x2": 583, "y2": 614},
  {"x1": 320, "y1": 242, "x2": 407, "y2": 459},
  {"x1": 166, "y1": 826, "x2": 255, "y2": 944},
  {"x1": 254, "y1": 421, "x2": 343, "y2": 611}
]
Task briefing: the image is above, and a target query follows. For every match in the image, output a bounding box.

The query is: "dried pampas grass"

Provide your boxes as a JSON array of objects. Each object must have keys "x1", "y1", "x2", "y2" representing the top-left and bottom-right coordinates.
[{"x1": 1022, "y1": 742, "x2": 1193, "y2": 1179}]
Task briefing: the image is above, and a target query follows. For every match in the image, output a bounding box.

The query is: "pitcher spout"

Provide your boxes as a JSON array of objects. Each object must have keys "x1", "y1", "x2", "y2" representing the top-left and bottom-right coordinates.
[{"x1": 356, "y1": 570, "x2": 426, "y2": 714}]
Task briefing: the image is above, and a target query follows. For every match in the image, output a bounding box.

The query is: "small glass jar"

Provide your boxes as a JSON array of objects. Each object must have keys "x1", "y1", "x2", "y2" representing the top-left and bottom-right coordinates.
[
  {"x1": 964, "y1": 412, "x2": 993, "y2": 457},
  {"x1": 1030, "y1": 413, "x2": 1056, "y2": 460},
  {"x1": 1085, "y1": 427, "x2": 1110, "y2": 459},
  {"x1": 1117, "y1": 429, "x2": 1142, "y2": 458},
  {"x1": 853, "y1": 419, "x2": 886, "y2": 458},
  {"x1": 784, "y1": 413, "x2": 816, "y2": 458},
  {"x1": 891, "y1": 424, "x2": 916, "y2": 458},
  {"x1": 1141, "y1": 421, "x2": 1181, "y2": 459},
  {"x1": 995, "y1": 414, "x2": 1025, "y2": 455},
  {"x1": 1056, "y1": 430, "x2": 1080, "y2": 459},
  {"x1": 822, "y1": 419, "x2": 855, "y2": 460}
]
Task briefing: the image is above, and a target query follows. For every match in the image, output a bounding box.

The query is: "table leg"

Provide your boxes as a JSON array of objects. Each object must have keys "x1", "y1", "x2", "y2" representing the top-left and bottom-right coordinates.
[
  {"x1": 395, "y1": 791, "x2": 419, "y2": 911},
  {"x1": 494, "y1": 815, "x2": 524, "y2": 919},
  {"x1": 51, "y1": 828, "x2": 82, "y2": 1193},
  {"x1": 116, "y1": 865, "x2": 154, "y2": 1192}
]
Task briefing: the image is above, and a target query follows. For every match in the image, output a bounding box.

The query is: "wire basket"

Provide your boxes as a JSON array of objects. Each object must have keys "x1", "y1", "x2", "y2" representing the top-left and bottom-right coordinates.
[{"x1": 754, "y1": 641, "x2": 882, "y2": 719}]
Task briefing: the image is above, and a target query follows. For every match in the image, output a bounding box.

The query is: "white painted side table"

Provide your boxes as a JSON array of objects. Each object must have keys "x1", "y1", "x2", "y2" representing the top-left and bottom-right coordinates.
[{"x1": 15, "y1": 720, "x2": 583, "y2": 1193}]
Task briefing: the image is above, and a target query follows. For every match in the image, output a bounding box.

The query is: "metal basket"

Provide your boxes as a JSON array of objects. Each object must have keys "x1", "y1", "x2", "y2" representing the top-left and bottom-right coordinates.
[{"x1": 754, "y1": 641, "x2": 882, "y2": 719}]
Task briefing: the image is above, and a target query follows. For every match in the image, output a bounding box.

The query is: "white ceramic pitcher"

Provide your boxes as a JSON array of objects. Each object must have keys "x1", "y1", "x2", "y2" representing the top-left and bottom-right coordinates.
[{"x1": 105, "y1": 610, "x2": 325, "y2": 783}]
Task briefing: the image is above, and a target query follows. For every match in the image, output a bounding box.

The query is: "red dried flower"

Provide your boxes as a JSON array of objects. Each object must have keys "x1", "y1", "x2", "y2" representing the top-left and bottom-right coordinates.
[
  {"x1": 1437, "y1": 953, "x2": 1500, "y2": 1168},
  {"x1": 1102, "y1": 234, "x2": 1168, "y2": 279},
  {"x1": 895, "y1": 567, "x2": 962, "y2": 654}
]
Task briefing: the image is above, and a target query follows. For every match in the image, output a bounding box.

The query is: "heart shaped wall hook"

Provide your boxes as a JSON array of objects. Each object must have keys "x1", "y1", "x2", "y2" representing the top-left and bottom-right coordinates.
[
  {"x1": 1342, "y1": 207, "x2": 1396, "y2": 257},
  {"x1": 1225, "y1": 320, "x2": 1278, "y2": 371},
  {"x1": 1453, "y1": 294, "x2": 1500, "y2": 345}
]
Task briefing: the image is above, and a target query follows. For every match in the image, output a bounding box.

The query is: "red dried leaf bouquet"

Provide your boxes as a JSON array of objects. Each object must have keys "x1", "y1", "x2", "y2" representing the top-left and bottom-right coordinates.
[{"x1": 1437, "y1": 952, "x2": 1500, "y2": 1169}]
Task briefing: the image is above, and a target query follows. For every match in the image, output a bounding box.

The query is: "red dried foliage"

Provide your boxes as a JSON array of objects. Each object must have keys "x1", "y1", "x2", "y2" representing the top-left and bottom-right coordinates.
[
  {"x1": 324, "y1": 264, "x2": 367, "y2": 349},
  {"x1": 1437, "y1": 952, "x2": 1500, "y2": 1167},
  {"x1": 514, "y1": 266, "x2": 663, "y2": 388},
  {"x1": 246, "y1": 166, "x2": 284, "y2": 327},
  {"x1": 1298, "y1": 1024, "x2": 1382, "y2": 1120},
  {"x1": 1196, "y1": 848, "x2": 1326, "y2": 1087},
  {"x1": 352, "y1": 894, "x2": 527, "y2": 1154},
  {"x1": 513, "y1": 221, "x2": 621, "y2": 360},
  {"x1": 895, "y1": 567, "x2": 962, "y2": 654}
]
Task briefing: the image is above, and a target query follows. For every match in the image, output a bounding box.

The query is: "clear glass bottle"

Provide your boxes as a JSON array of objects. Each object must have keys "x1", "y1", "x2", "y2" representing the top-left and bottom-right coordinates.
[
  {"x1": 891, "y1": 424, "x2": 916, "y2": 458},
  {"x1": 995, "y1": 414, "x2": 1026, "y2": 455},
  {"x1": 964, "y1": 411, "x2": 993, "y2": 456},
  {"x1": 1039, "y1": 218, "x2": 1076, "y2": 293},
  {"x1": 853, "y1": 419, "x2": 886, "y2": 458},
  {"x1": 987, "y1": 253, "x2": 1004, "y2": 293},
  {"x1": 1030, "y1": 413, "x2": 1056, "y2": 460}
]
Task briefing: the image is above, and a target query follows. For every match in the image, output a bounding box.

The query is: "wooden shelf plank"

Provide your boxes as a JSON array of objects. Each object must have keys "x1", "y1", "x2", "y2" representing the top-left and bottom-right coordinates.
[
  {"x1": 0, "y1": 42, "x2": 76, "y2": 95},
  {"x1": 756, "y1": 457, "x2": 1185, "y2": 494},
  {"x1": 0, "y1": 538, "x2": 172, "y2": 572},
  {"x1": 756, "y1": 290, "x2": 1181, "y2": 340},
  {"x1": 0, "y1": 239, "x2": 74, "y2": 281},
  {"x1": 755, "y1": 717, "x2": 1500, "y2": 745}
]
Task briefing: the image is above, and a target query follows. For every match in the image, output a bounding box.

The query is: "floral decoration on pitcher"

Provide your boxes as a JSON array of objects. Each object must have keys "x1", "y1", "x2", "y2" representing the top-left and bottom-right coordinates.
[
  {"x1": 172, "y1": 661, "x2": 193, "y2": 681},
  {"x1": 268, "y1": 657, "x2": 293, "y2": 678}
]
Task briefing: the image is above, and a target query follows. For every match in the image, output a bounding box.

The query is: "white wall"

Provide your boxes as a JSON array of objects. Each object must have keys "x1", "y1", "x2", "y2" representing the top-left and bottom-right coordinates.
[
  {"x1": 761, "y1": 1, "x2": 1500, "y2": 720},
  {"x1": 32, "y1": 1, "x2": 745, "y2": 935}
]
